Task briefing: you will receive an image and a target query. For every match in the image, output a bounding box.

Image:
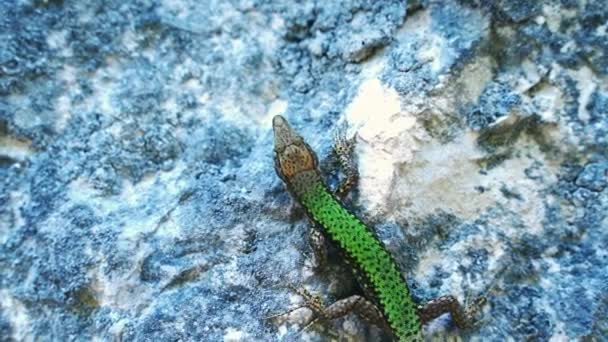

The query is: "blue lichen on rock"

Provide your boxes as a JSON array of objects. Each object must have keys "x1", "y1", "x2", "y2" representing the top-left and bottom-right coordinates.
[{"x1": 1, "y1": 0, "x2": 607, "y2": 341}]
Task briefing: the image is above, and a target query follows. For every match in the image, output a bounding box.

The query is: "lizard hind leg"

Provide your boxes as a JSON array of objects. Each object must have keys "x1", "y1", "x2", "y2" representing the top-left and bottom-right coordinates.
[
  {"x1": 418, "y1": 266, "x2": 504, "y2": 329},
  {"x1": 417, "y1": 294, "x2": 486, "y2": 329},
  {"x1": 288, "y1": 226, "x2": 329, "y2": 270},
  {"x1": 309, "y1": 226, "x2": 328, "y2": 269},
  {"x1": 332, "y1": 129, "x2": 359, "y2": 198},
  {"x1": 323, "y1": 295, "x2": 388, "y2": 329},
  {"x1": 271, "y1": 285, "x2": 389, "y2": 334},
  {"x1": 294, "y1": 287, "x2": 389, "y2": 331},
  {"x1": 263, "y1": 285, "x2": 325, "y2": 324}
]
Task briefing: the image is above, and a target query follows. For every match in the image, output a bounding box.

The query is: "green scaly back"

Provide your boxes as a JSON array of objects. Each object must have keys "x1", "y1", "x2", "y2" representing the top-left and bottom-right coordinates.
[
  {"x1": 272, "y1": 115, "x2": 422, "y2": 341},
  {"x1": 291, "y1": 171, "x2": 422, "y2": 341}
]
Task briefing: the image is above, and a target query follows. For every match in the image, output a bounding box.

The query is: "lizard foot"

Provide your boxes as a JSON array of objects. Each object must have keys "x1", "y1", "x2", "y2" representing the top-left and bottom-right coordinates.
[{"x1": 264, "y1": 284, "x2": 327, "y2": 336}]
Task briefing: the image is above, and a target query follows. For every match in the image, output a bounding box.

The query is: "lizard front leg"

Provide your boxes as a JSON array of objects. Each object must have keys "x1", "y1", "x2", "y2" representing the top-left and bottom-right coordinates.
[
  {"x1": 308, "y1": 225, "x2": 328, "y2": 269},
  {"x1": 332, "y1": 130, "x2": 358, "y2": 198}
]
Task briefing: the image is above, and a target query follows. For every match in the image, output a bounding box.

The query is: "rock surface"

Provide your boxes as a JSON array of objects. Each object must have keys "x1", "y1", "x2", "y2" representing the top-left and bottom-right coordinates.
[{"x1": 1, "y1": 0, "x2": 607, "y2": 341}]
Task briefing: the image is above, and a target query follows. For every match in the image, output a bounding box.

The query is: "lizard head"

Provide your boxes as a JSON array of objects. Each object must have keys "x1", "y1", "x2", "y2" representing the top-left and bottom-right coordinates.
[{"x1": 272, "y1": 115, "x2": 318, "y2": 181}]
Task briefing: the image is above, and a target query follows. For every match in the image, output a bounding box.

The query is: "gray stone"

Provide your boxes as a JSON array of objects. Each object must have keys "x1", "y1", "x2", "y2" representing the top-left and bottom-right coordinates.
[{"x1": 1, "y1": 0, "x2": 607, "y2": 341}]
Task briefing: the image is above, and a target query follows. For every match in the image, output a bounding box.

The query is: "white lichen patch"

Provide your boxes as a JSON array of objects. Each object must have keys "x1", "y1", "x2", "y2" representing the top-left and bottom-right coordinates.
[
  {"x1": 596, "y1": 22, "x2": 608, "y2": 36},
  {"x1": 219, "y1": 223, "x2": 249, "y2": 254},
  {"x1": 85, "y1": 59, "x2": 122, "y2": 118},
  {"x1": 529, "y1": 82, "x2": 564, "y2": 123},
  {"x1": 107, "y1": 318, "x2": 129, "y2": 341},
  {"x1": 0, "y1": 290, "x2": 31, "y2": 341},
  {"x1": 515, "y1": 59, "x2": 545, "y2": 94},
  {"x1": 418, "y1": 35, "x2": 445, "y2": 73},
  {"x1": 450, "y1": 56, "x2": 495, "y2": 106},
  {"x1": 50, "y1": 65, "x2": 77, "y2": 131},
  {"x1": 65, "y1": 162, "x2": 188, "y2": 240},
  {"x1": 394, "y1": 9, "x2": 445, "y2": 73},
  {"x1": 8, "y1": 94, "x2": 42, "y2": 130},
  {"x1": 371, "y1": 131, "x2": 482, "y2": 220},
  {"x1": 212, "y1": 257, "x2": 251, "y2": 288},
  {"x1": 348, "y1": 68, "x2": 564, "y2": 228},
  {"x1": 223, "y1": 327, "x2": 250, "y2": 342},
  {"x1": 54, "y1": 93, "x2": 73, "y2": 132},
  {"x1": 0, "y1": 191, "x2": 28, "y2": 245},
  {"x1": 541, "y1": 3, "x2": 578, "y2": 34},
  {"x1": 0, "y1": 134, "x2": 33, "y2": 163},
  {"x1": 346, "y1": 78, "x2": 421, "y2": 215},
  {"x1": 548, "y1": 324, "x2": 570, "y2": 342},
  {"x1": 120, "y1": 28, "x2": 139, "y2": 53},
  {"x1": 359, "y1": 51, "x2": 386, "y2": 80},
  {"x1": 390, "y1": 128, "x2": 560, "y2": 230},
  {"x1": 259, "y1": 99, "x2": 287, "y2": 127},
  {"x1": 395, "y1": 8, "x2": 431, "y2": 41},
  {"x1": 569, "y1": 66, "x2": 597, "y2": 123},
  {"x1": 487, "y1": 151, "x2": 558, "y2": 235},
  {"x1": 414, "y1": 232, "x2": 507, "y2": 310},
  {"x1": 46, "y1": 28, "x2": 72, "y2": 58},
  {"x1": 90, "y1": 245, "x2": 154, "y2": 311}
]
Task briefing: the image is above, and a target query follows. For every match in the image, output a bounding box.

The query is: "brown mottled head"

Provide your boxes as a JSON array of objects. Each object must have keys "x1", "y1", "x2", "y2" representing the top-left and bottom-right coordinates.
[{"x1": 272, "y1": 115, "x2": 318, "y2": 182}]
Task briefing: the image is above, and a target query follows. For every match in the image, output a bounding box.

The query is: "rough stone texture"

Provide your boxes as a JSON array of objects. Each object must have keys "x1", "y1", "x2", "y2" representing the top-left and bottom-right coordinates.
[{"x1": 1, "y1": 0, "x2": 607, "y2": 341}]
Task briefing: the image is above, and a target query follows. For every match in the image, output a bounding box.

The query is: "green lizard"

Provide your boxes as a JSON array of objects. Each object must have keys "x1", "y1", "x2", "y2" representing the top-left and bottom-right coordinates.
[{"x1": 271, "y1": 115, "x2": 482, "y2": 341}]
